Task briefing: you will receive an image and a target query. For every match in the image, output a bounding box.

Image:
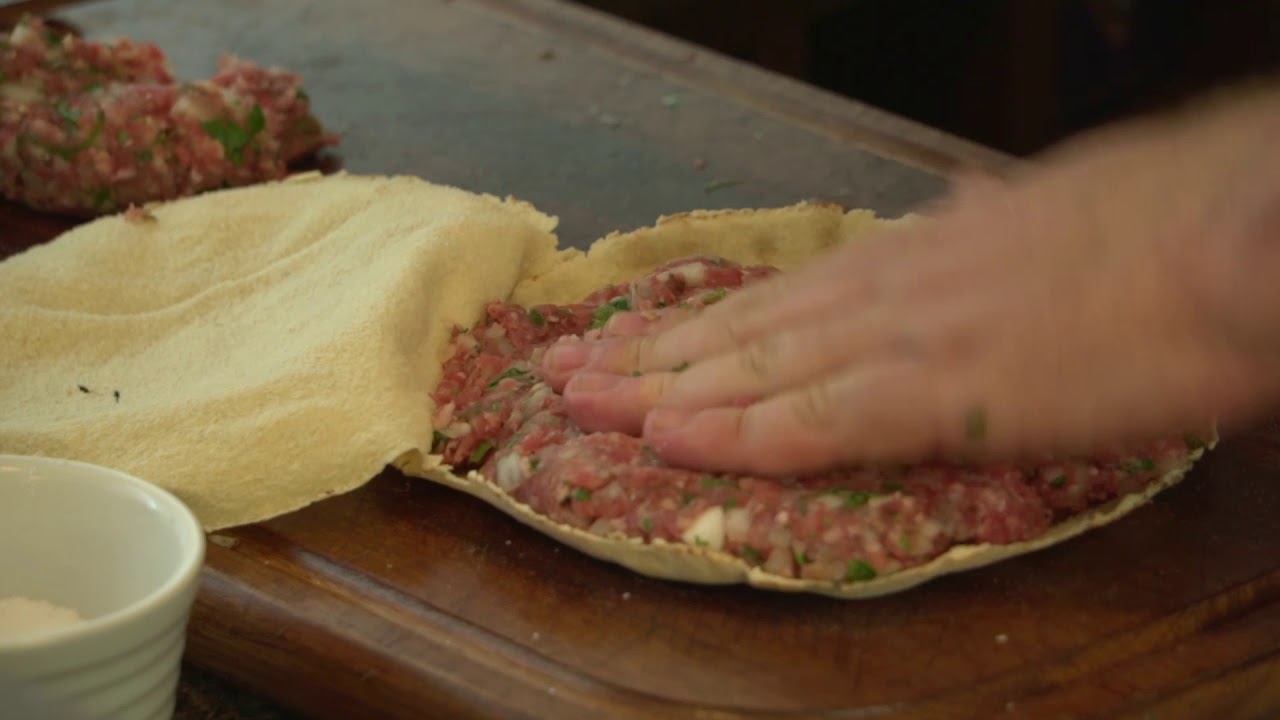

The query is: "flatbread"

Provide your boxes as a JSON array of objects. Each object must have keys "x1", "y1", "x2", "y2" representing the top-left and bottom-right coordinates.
[
  {"x1": 406, "y1": 205, "x2": 1206, "y2": 598},
  {"x1": 0, "y1": 172, "x2": 560, "y2": 530}
]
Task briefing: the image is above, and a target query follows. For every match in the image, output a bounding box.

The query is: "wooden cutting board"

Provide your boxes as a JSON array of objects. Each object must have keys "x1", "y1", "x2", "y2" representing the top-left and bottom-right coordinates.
[{"x1": 4, "y1": 0, "x2": 1279, "y2": 717}]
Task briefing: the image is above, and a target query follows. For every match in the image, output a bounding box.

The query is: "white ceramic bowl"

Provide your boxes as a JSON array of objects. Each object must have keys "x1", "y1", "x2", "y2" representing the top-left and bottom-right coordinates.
[{"x1": 0, "y1": 455, "x2": 204, "y2": 720}]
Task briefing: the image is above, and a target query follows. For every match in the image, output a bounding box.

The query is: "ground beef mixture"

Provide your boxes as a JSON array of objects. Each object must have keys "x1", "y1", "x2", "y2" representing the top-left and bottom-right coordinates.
[
  {"x1": 430, "y1": 258, "x2": 1203, "y2": 584},
  {"x1": 0, "y1": 16, "x2": 336, "y2": 215}
]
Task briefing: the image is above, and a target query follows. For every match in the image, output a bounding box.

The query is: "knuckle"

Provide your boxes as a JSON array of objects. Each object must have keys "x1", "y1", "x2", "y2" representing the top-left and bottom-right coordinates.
[
  {"x1": 737, "y1": 335, "x2": 780, "y2": 378},
  {"x1": 628, "y1": 335, "x2": 653, "y2": 371},
  {"x1": 648, "y1": 371, "x2": 677, "y2": 404},
  {"x1": 790, "y1": 384, "x2": 837, "y2": 430},
  {"x1": 719, "y1": 314, "x2": 746, "y2": 348}
]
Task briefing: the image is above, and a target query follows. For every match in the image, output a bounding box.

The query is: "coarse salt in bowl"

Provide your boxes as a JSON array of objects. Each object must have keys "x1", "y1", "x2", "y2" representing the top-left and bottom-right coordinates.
[{"x1": 0, "y1": 455, "x2": 204, "y2": 720}]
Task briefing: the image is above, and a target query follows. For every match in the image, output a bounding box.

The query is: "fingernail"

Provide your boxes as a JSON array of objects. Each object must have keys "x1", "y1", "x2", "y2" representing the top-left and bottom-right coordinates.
[
  {"x1": 566, "y1": 372, "x2": 624, "y2": 394},
  {"x1": 543, "y1": 341, "x2": 593, "y2": 373},
  {"x1": 645, "y1": 407, "x2": 694, "y2": 434}
]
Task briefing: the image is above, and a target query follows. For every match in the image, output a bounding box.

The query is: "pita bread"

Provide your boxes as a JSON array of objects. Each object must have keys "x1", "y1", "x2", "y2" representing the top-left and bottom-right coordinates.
[{"x1": 0, "y1": 172, "x2": 560, "y2": 530}]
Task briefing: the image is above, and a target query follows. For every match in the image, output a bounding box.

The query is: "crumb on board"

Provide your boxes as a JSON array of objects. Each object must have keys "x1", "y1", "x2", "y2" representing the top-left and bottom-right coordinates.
[{"x1": 208, "y1": 534, "x2": 240, "y2": 549}]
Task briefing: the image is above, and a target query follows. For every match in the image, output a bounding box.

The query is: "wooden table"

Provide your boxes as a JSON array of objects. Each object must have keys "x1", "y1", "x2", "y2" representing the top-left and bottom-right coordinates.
[{"x1": 4, "y1": 1, "x2": 1279, "y2": 718}]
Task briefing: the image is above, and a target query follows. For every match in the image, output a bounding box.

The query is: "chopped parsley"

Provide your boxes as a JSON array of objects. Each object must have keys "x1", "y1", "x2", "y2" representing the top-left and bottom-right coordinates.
[
  {"x1": 35, "y1": 108, "x2": 104, "y2": 161},
  {"x1": 529, "y1": 457, "x2": 540, "y2": 471},
  {"x1": 486, "y1": 367, "x2": 530, "y2": 389},
  {"x1": 699, "y1": 475, "x2": 732, "y2": 489},
  {"x1": 90, "y1": 187, "x2": 112, "y2": 210},
  {"x1": 54, "y1": 100, "x2": 80, "y2": 125},
  {"x1": 296, "y1": 88, "x2": 311, "y2": 103},
  {"x1": 641, "y1": 518, "x2": 654, "y2": 532},
  {"x1": 722, "y1": 497, "x2": 738, "y2": 509},
  {"x1": 701, "y1": 288, "x2": 727, "y2": 305},
  {"x1": 571, "y1": 487, "x2": 592, "y2": 502},
  {"x1": 527, "y1": 308, "x2": 546, "y2": 326},
  {"x1": 679, "y1": 491, "x2": 697, "y2": 507},
  {"x1": 468, "y1": 439, "x2": 494, "y2": 464},
  {"x1": 1049, "y1": 474, "x2": 1067, "y2": 489},
  {"x1": 589, "y1": 296, "x2": 631, "y2": 329},
  {"x1": 201, "y1": 104, "x2": 266, "y2": 166},
  {"x1": 741, "y1": 545, "x2": 764, "y2": 565},
  {"x1": 671, "y1": 361, "x2": 690, "y2": 372},
  {"x1": 845, "y1": 559, "x2": 877, "y2": 582},
  {"x1": 432, "y1": 430, "x2": 448, "y2": 447},
  {"x1": 882, "y1": 480, "x2": 904, "y2": 493},
  {"x1": 824, "y1": 488, "x2": 871, "y2": 509},
  {"x1": 1123, "y1": 457, "x2": 1156, "y2": 474},
  {"x1": 794, "y1": 549, "x2": 811, "y2": 565},
  {"x1": 965, "y1": 407, "x2": 987, "y2": 442},
  {"x1": 898, "y1": 533, "x2": 914, "y2": 552},
  {"x1": 693, "y1": 537, "x2": 710, "y2": 547},
  {"x1": 631, "y1": 370, "x2": 642, "y2": 377}
]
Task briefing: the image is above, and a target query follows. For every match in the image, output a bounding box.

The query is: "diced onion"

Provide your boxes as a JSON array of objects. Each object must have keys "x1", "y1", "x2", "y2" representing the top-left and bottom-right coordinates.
[
  {"x1": 520, "y1": 383, "x2": 553, "y2": 415},
  {"x1": 763, "y1": 548, "x2": 794, "y2": 576},
  {"x1": 681, "y1": 506, "x2": 725, "y2": 550},
  {"x1": 667, "y1": 262, "x2": 708, "y2": 286},
  {"x1": 431, "y1": 402, "x2": 456, "y2": 428},
  {"x1": 724, "y1": 507, "x2": 750, "y2": 543},
  {"x1": 495, "y1": 453, "x2": 527, "y2": 492},
  {"x1": 441, "y1": 421, "x2": 472, "y2": 439}
]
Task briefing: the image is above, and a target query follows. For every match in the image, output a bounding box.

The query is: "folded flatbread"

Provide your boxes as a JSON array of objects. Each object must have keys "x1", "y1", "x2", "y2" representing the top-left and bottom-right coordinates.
[{"x1": 0, "y1": 172, "x2": 559, "y2": 530}]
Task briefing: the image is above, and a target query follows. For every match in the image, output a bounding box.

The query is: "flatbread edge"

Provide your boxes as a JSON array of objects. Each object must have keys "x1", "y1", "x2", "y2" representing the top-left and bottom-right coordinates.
[{"x1": 403, "y1": 448, "x2": 1201, "y2": 599}]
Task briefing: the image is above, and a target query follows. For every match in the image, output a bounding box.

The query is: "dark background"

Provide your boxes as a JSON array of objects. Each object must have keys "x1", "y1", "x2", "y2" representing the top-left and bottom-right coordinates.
[{"x1": 572, "y1": 0, "x2": 1280, "y2": 156}]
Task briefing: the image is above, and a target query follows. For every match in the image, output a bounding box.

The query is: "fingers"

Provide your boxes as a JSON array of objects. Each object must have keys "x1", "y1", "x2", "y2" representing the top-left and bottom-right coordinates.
[
  {"x1": 562, "y1": 306, "x2": 901, "y2": 434},
  {"x1": 541, "y1": 250, "x2": 885, "y2": 389},
  {"x1": 640, "y1": 362, "x2": 980, "y2": 474},
  {"x1": 656, "y1": 308, "x2": 904, "y2": 412},
  {"x1": 562, "y1": 370, "x2": 679, "y2": 434}
]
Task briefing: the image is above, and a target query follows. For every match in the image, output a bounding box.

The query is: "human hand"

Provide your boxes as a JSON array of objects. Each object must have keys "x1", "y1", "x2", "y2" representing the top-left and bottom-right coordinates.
[{"x1": 542, "y1": 91, "x2": 1280, "y2": 474}]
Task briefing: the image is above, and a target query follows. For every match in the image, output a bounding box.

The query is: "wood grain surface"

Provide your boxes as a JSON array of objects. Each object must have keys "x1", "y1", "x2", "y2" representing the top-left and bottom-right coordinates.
[{"x1": 3, "y1": 0, "x2": 1278, "y2": 718}]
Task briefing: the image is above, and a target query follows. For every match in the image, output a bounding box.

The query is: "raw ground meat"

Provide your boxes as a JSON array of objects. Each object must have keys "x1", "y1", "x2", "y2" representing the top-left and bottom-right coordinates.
[
  {"x1": 430, "y1": 260, "x2": 1202, "y2": 584},
  {"x1": 0, "y1": 15, "x2": 336, "y2": 215}
]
